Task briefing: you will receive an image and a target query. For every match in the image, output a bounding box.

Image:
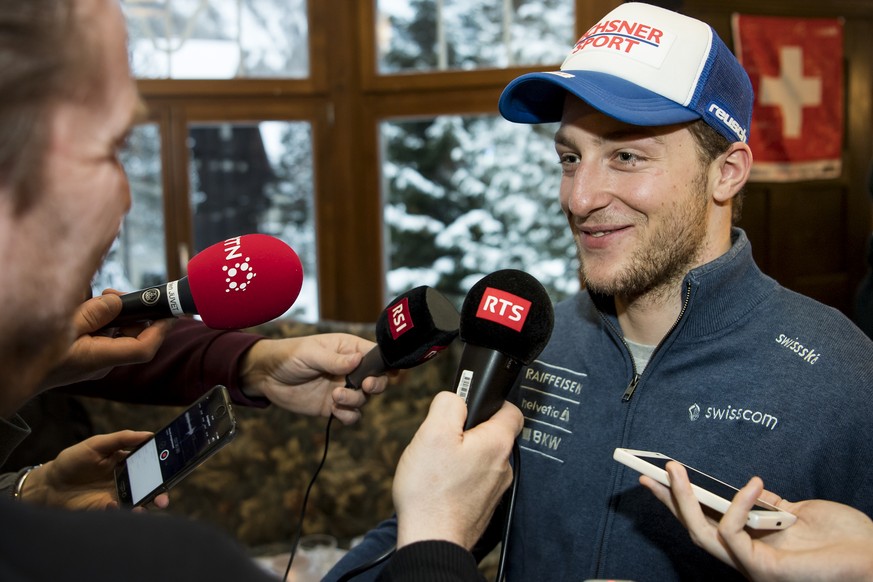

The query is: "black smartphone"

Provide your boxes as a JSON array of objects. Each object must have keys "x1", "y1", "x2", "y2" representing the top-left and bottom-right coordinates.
[{"x1": 114, "y1": 384, "x2": 238, "y2": 508}]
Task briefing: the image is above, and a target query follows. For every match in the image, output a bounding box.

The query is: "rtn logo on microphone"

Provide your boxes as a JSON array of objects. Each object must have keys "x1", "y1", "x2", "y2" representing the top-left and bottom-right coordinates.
[
  {"x1": 476, "y1": 287, "x2": 531, "y2": 332},
  {"x1": 221, "y1": 236, "x2": 257, "y2": 293}
]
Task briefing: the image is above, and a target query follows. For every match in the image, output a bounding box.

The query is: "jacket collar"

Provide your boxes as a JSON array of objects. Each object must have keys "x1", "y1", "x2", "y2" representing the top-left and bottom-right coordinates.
[{"x1": 589, "y1": 228, "x2": 778, "y2": 341}]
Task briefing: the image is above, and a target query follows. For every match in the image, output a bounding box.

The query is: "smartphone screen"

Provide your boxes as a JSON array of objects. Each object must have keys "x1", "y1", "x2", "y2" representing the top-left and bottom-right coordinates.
[
  {"x1": 639, "y1": 454, "x2": 780, "y2": 512},
  {"x1": 612, "y1": 448, "x2": 796, "y2": 529},
  {"x1": 115, "y1": 385, "x2": 237, "y2": 507}
]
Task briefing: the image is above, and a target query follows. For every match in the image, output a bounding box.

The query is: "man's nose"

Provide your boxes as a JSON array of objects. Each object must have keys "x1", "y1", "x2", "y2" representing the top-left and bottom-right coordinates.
[{"x1": 564, "y1": 162, "x2": 612, "y2": 217}]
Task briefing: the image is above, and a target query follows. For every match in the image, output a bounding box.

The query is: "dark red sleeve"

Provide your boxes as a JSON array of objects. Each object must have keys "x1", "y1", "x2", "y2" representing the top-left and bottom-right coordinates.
[{"x1": 61, "y1": 318, "x2": 270, "y2": 408}]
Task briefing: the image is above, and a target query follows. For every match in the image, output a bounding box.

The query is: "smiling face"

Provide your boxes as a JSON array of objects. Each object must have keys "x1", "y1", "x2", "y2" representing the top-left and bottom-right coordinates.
[{"x1": 556, "y1": 98, "x2": 731, "y2": 302}]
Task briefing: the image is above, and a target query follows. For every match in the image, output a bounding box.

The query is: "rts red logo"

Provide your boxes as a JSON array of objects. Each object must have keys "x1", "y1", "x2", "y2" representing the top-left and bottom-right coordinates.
[
  {"x1": 388, "y1": 297, "x2": 414, "y2": 340},
  {"x1": 476, "y1": 287, "x2": 530, "y2": 332}
]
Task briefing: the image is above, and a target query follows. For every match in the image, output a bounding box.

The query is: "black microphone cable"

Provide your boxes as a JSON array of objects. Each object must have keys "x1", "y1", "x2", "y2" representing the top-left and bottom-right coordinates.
[
  {"x1": 328, "y1": 286, "x2": 461, "y2": 579},
  {"x1": 495, "y1": 440, "x2": 521, "y2": 582},
  {"x1": 283, "y1": 286, "x2": 459, "y2": 580},
  {"x1": 284, "y1": 382, "x2": 398, "y2": 582},
  {"x1": 335, "y1": 436, "x2": 521, "y2": 582},
  {"x1": 283, "y1": 412, "x2": 337, "y2": 582},
  {"x1": 452, "y1": 268, "x2": 551, "y2": 581}
]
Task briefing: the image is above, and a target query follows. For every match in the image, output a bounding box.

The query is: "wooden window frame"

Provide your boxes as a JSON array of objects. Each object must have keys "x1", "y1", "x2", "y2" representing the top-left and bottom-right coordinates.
[
  {"x1": 136, "y1": 0, "x2": 873, "y2": 324},
  {"x1": 134, "y1": 0, "x2": 873, "y2": 321}
]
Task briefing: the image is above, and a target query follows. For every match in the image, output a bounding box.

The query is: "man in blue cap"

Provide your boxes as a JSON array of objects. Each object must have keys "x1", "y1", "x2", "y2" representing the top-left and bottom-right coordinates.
[{"x1": 329, "y1": 3, "x2": 873, "y2": 581}]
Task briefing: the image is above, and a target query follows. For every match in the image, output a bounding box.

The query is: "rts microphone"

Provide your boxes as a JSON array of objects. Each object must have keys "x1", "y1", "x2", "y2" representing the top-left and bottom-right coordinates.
[
  {"x1": 454, "y1": 269, "x2": 553, "y2": 429},
  {"x1": 107, "y1": 234, "x2": 303, "y2": 330},
  {"x1": 345, "y1": 286, "x2": 460, "y2": 389}
]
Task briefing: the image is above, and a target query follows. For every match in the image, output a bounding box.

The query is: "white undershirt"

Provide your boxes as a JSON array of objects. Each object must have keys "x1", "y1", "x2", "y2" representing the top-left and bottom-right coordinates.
[{"x1": 625, "y1": 338, "x2": 656, "y2": 373}]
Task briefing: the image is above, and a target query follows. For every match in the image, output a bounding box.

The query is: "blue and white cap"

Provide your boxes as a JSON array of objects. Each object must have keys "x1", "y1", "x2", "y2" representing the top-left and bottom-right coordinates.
[{"x1": 498, "y1": 2, "x2": 753, "y2": 143}]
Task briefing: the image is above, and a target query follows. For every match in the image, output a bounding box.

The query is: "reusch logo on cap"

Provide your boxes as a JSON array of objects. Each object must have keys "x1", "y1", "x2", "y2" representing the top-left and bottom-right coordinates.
[
  {"x1": 476, "y1": 287, "x2": 531, "y2": 332},
  {"x1": 707, "y1": 102, "x2": 748, "y2": 142},
  {"x1": 388, "y1": 297, "x2": 414, "y2": 340}
]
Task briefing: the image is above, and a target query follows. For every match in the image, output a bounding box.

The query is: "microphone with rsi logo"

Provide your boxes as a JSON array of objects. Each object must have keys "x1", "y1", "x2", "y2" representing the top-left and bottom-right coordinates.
[
  {"x1": 455, "y1": 269, "x2": 554, "y2": 429},
  {"x1": 345, "y1": 286, "x2": 460, "y2": 389},
  {"x1": 106, "y1": 234, "x2": 303, "y2": 330}
]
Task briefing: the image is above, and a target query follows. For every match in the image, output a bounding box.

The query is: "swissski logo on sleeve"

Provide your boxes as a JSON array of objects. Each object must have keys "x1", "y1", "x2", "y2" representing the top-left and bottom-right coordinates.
[{"x1": 732, "y1": 15, "x2": 843, "y2": 182}]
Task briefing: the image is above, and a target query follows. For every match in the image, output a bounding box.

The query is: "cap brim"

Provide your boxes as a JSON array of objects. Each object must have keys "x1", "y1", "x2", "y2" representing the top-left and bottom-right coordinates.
[{"x1": 498, "y1": 70, "x2": 702, "y2": 127}]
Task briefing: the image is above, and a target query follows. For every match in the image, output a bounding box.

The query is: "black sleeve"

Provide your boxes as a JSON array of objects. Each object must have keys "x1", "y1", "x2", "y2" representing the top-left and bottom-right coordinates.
[
  {"x1": 0, "y1": 498, "x2": 276, "y2": 582},
  {"x1": 377, "y1": 541, "x2": 486, "y2": 582}
]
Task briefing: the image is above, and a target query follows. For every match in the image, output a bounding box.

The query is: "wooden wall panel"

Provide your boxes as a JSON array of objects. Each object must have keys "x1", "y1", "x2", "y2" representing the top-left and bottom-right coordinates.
[{"x1": 687, "y1": 0, "x2": 873, "y2": 318}]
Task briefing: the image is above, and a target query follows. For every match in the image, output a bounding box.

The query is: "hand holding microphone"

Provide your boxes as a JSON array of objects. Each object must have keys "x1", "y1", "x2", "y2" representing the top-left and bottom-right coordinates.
[
  {"x1": 107, "y1": 234, "x2": 304, "y2": 330},
  {"x1": 47, "y1": 234, "x2": 302, "y2": 389},
  {"x1": 454, "y1": 269, "x2": 554, "y2": 429},
  {"x1": 393, "y1": 392, "x2": 524, "y2": 550},
  {"x1": 39, "y1": 292, "x2": 175, "y2": 390},
  {"x1": 331, "y1": 277, "x2": 548, "y2": 579},
  {"x1": 280, "y1": 286, "x2": 460, "y2": 581},
  {"x1": 345, "y1": 285, "x2": 460, "y2": 389}
]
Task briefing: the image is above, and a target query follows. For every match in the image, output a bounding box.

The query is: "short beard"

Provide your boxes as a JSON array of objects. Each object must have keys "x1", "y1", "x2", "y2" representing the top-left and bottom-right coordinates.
[{"x1": 580, "y1": 170, "x2": 710, "y2": 303}]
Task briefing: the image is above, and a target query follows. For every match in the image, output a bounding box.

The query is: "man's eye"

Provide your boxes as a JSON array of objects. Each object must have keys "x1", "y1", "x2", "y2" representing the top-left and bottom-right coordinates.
[
  {"x1": 616, "y1": 151, "x2": 642, "y2": 165},
  {"x1": 558, "y1": 153, "x2": 579, "y2": 171}
]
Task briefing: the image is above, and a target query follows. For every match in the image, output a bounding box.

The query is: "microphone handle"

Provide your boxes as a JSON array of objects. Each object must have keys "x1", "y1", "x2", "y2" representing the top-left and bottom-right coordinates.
[
  {"x1": 108, "y1": 277, "x2": 196, "y2": 327},
  {"x1": 455, "y1": 343, "x2": 522, "y2": 430},
  {"x1": 345, "y1": 347, "x2": 388, "y2": 389}
]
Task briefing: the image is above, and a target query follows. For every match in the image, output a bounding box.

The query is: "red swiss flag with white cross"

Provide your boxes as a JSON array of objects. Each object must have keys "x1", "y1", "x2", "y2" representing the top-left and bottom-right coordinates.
[{"x1": 731, "y1": 15, "x2": 843, "y2": 181}]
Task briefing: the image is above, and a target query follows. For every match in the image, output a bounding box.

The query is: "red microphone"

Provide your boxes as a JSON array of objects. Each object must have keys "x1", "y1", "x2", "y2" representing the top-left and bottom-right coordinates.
[{"x1": 106, "y1": 234, "x2": 303, "y2": 330}]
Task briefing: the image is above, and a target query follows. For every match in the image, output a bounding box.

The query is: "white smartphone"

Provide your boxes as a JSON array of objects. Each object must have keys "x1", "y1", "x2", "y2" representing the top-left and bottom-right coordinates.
[{"x1": 613, "y1": 447, "x2": 796, "y2": 530}]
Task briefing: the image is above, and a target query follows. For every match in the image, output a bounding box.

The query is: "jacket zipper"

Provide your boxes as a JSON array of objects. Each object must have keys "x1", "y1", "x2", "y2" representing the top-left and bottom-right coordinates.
[
  {"x1": 621, "y1": 374, "x2": 640, "y2": 402},
  {"x1": 604, "y1": 280, "x2": 693, "y2": 402},
  {"x1": 592, "y1": 281, "x2": 694, "y2": 577}
]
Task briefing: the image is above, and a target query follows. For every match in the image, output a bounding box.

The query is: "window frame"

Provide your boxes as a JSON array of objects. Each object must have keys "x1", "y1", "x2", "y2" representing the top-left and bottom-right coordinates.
[{"x1": 133, "y1": 0, "x2": 612, "y2": 321}]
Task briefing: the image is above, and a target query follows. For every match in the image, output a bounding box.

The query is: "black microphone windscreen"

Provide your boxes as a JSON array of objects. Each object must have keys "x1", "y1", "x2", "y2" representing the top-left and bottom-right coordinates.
[
  {"x1": 459, "y1": 269, "x2": 553, "y2": 364},
  {"x1": 375, "y1": 286, "x2": 459, "y2": 368}
]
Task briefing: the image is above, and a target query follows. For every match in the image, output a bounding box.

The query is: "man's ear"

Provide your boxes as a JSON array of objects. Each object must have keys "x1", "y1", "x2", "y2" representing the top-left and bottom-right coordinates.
[{"x1": 712, "y1": 142, "x2": 752, "y2": 203}]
